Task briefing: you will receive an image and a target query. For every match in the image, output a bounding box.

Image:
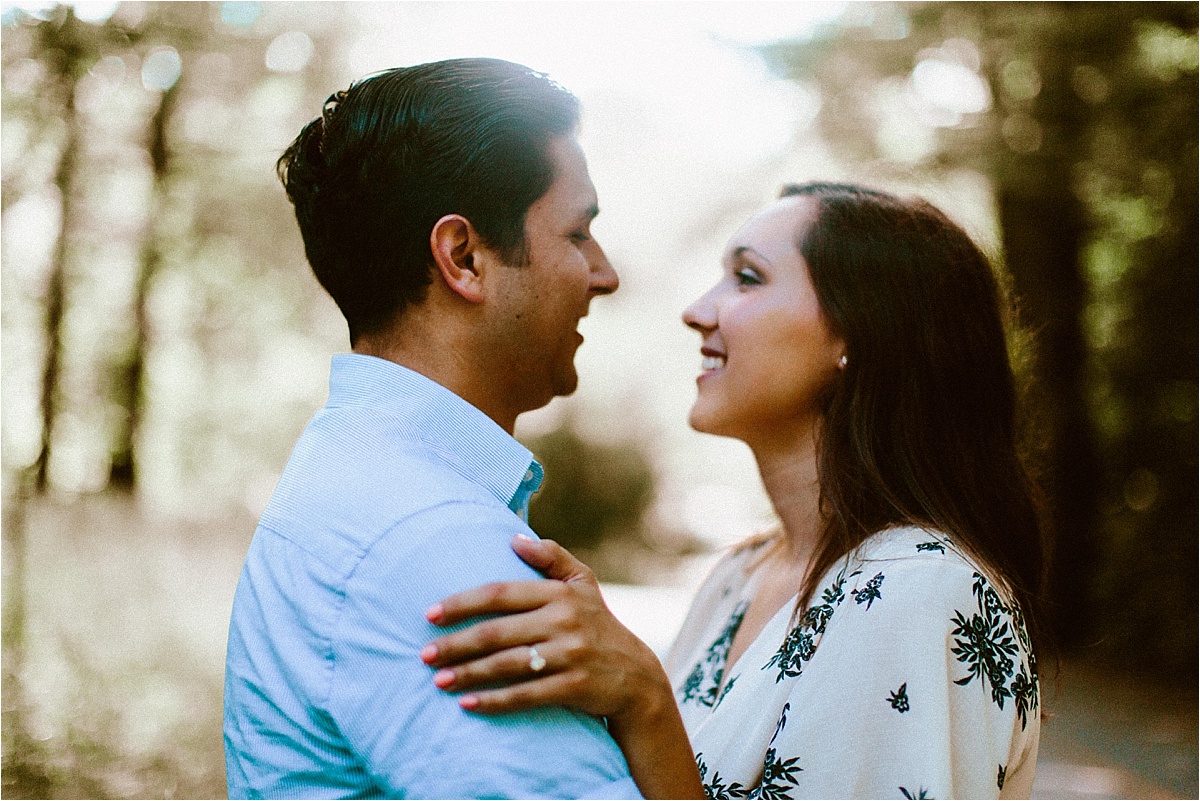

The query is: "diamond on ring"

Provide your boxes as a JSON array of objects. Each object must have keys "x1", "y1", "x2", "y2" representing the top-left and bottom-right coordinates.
[{"x1": 528, "y1": 646, "x2": 547, "y2": 672}]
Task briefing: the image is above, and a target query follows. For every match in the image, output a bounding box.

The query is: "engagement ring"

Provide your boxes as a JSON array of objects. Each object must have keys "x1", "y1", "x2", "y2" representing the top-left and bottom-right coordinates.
[{"x1": 528, "y1": 646, "x2": 547, "y2": 672}]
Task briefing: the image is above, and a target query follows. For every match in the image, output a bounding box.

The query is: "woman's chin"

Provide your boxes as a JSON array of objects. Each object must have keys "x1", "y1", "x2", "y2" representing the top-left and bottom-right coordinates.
[{"x1": 688, "y1": 405, "x2": 731, "y2": 438}]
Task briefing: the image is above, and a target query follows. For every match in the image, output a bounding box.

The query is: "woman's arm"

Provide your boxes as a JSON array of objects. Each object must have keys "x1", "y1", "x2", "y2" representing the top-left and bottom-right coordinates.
[{"x1": 421, "y1": 536, "x2": 705, "y2": 800}]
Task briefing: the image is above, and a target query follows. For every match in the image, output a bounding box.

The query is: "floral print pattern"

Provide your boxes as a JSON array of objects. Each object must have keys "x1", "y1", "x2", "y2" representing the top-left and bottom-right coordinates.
[{"x1": 671, "y1": 527, "x2": 1041, "y2": 799}]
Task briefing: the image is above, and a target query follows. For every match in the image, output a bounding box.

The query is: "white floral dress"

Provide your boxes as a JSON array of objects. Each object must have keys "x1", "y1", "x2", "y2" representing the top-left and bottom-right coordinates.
[{"x1": 665, "y1": 526, "x2": 1040, "y2": 799}]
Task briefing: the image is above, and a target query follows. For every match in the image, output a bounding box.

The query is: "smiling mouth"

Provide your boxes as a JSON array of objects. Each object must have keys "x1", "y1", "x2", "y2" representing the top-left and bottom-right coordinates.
[{"x1": 701, "y1": 355, "x2": 726, "y2": 371}]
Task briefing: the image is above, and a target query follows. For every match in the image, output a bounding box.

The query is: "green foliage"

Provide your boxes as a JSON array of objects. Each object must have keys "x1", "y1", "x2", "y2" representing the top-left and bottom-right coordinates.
[
  {"x1": 1059, "y1": 5, "x2": 1197, "y2": 677},
  {"x1": 522, "y1": 417, "x2": 700, "y2": 583}
]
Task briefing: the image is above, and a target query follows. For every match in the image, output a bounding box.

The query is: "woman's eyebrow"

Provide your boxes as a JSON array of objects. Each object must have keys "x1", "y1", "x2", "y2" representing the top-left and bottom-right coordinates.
[{"x1": 731, "y1": 245, "x2": 772, "y2": 266}]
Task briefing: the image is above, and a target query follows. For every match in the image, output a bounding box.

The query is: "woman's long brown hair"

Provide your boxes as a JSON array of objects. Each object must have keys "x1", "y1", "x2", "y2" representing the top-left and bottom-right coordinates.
[{"x1": 782, "y1": 182, "x2": 1049, "y2": 658}]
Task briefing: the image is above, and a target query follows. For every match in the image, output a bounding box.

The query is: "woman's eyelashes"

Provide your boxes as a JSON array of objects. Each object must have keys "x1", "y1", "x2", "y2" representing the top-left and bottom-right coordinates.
[
  {"x1": 735, "y1": 266, "x2": 764, "y2": 287},
  {"x1": 570, "y1": 229, "x2": 591, "y2": 243}
]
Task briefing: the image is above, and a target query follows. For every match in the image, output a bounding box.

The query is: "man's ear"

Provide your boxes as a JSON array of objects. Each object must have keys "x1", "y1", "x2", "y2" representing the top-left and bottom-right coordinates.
[{"x1": 430, "y1": 214, "x2": 486, "y2": 303}]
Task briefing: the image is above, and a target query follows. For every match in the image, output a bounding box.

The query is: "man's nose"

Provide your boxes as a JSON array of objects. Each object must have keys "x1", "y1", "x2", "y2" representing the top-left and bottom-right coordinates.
[{"x1": 589, "y1": 245, "x2": 619, "y2": 296}]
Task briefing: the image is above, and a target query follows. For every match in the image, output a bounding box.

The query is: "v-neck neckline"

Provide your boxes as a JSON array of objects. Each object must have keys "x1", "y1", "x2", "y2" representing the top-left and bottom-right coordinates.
[{"x1": 711, "y1": 552, "x2": 803, "y2": 704}]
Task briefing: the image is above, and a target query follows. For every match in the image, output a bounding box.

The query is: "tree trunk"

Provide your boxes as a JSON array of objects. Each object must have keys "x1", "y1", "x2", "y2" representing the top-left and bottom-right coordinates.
[
  {"x1": 109, "y1": 82, "x2": 179, "y2": 490},
  {"x1": 33, "y1": 71, "x2": 82, "y2": 493},
  {"x1": 0, "y1": 475, "x2": 52, "y2": 799},
  {"x1": 996, "y1": 179, "x2": 1100, "y2": 647}
]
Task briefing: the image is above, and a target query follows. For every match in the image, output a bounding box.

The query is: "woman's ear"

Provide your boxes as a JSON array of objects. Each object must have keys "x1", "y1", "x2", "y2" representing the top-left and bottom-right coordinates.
[{"x1": 430, "y1": 214, "x2": 485, "y2": 303}]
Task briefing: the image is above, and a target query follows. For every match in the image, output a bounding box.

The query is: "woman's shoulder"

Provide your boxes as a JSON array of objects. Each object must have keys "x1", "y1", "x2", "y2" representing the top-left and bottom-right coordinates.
[
  {"x1": 701, "y1": 527, "x2": 782, "y2": 581},
  {"x1": 832, "y1": 525, "x2": 1018, "y2": 610},
  {"x1": 854, "y1": 524, "x2": 960, "y2": 561},
  {"x1": 674, "y1": 531, "x2": 780, "y2": 627},
  {"x1": 812, "y1": 525, "x2": 1037, "y2": 687},
  {"x1": 729, "y1": 526, "x2": 783, "y2": 558},
  {"x1": 854, "y1": 525, "x2": 986, "y2": 573}
]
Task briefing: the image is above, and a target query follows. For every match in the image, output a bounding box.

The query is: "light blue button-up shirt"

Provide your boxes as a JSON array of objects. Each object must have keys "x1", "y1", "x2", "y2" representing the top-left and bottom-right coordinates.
[{"x1": 224, "y1": 354, "x2": 639, "y2": 799}]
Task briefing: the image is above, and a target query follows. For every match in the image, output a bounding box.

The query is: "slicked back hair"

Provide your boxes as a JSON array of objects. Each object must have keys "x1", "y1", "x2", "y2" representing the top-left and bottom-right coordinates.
[{"x1": 278, "y1": 58, "x2": 581, "y2": 344}]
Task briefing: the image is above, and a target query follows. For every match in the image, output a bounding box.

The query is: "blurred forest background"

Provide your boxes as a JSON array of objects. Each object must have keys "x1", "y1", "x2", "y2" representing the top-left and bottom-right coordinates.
[{"x1": 2, "y1": 2, "x2": 1196, "y2": 798}]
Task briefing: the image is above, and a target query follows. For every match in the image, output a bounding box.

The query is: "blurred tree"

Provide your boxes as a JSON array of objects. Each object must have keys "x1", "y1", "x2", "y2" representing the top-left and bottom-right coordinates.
[
  {"x1": 3, "y1": 8, "x2": 139, "y2": 796},
  {"x1": 5, "y1": 2, "x2": 349, "y2": 503},
  {"x1": 105, "y1": 79, "x2": 177, "y2": 490},
  {"x1": 107, "y1": 5, "x2": 189, "y2": 490},
  {"x1": 2, "y1": 3, "x2": 351, "y2": 795},
  {"x1": 763, "y1": 1, "x2": 1197, "y2": 674},
  {"x1": 522, "y1": 417, "x2": 701, "y2": 584},
  {"x1": 24, "y1": 6, "x2": 95, "y2": 493},
  {"x1": 1077, "y1": 10, "x2": 1198, "y2": 676},
  {"x1": 1, "y1": 9, "x2": 122, "y2": 790}
]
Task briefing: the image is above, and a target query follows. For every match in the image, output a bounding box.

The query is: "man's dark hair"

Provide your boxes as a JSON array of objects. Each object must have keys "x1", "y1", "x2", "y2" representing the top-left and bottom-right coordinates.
[{"x1": 277, "y1": 58, "x2": 581, "y2": 344}]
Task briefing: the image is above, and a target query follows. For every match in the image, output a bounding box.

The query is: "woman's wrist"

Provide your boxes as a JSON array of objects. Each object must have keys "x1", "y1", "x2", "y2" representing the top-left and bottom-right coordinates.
[
  {"x1": 604, "y1": 663, "x2": 705, "y2": 799},
  {"x1": 607, "y1": 655, "x2": 674, "y2": 730}
]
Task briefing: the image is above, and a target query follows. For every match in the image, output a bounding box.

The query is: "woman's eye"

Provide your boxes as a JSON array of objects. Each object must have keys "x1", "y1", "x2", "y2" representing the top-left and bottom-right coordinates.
[
  {"x1": 570, "y1": 230, "x2": 591, "y2": 243},
  {"x1": 735, "y1": 268, "x2": 762, "y2": 286}
]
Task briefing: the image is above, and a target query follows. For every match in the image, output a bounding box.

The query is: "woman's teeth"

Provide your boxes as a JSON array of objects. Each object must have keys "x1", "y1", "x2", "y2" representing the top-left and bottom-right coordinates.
[{"x1": 702, "y1": 356, "x2": 726, "y2": 371}]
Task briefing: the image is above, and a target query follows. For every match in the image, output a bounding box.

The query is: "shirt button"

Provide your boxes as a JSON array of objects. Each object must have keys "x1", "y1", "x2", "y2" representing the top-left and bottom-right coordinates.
[{"x1": 524, "y1": 469, "x2": 535, "y2": 482}]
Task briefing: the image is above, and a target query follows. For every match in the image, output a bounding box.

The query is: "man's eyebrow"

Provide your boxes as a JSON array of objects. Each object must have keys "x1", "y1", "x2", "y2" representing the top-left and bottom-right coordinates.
[{"x1": 576, "y1": 204, "x2": 600, "y2": 224}]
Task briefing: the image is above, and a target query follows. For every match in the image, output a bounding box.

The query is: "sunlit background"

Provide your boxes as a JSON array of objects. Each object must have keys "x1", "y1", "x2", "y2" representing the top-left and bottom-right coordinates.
[{"x1": 2, "y1": 2, "x2": 1196, "y2": 798}]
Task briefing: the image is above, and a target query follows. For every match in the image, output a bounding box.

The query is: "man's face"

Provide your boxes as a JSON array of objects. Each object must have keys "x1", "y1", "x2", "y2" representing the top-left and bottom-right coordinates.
[{"x1": 490, "y1": 136, "x2": 619, "y2": 413}]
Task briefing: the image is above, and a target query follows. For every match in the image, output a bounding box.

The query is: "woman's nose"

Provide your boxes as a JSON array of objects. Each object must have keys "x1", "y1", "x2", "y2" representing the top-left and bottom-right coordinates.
[{"x1": 682, "y1": 287, "x2": 717, "y2": 333}]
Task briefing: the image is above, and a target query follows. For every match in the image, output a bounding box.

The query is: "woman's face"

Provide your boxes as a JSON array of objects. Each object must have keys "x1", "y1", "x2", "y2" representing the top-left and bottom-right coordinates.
[{"x1": 682, "y1": 196, "x2": 845, "y2": 447}]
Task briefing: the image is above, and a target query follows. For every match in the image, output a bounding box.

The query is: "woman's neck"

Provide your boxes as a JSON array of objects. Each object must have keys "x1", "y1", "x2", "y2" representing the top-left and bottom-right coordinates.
[{"x1": 750, "y1": 422, "x2": 825, "y2": 569}]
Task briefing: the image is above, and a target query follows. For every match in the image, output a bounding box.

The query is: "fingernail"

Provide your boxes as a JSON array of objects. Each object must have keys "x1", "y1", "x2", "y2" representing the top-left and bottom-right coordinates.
[
  {"x1": 425, "y1": 603, "x2": 444, "y2": 623},
  {"x1": 419, "y1": 644, "x2": 438, "y2": 664},
  {"x1": 514, "y1": 534, "x2": 533, "y2": 542},
  {"x1": 433, "y1": 669, "x2": 455, "y2": 688},
  {"x1": 460, "y1": 694, "x2": 479, "y2": 710}
]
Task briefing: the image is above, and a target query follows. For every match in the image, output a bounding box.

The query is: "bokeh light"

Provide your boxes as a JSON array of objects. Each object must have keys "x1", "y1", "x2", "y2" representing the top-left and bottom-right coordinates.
[{"x1": 141, "y1": 45, "x2": 182, "y2": 92}]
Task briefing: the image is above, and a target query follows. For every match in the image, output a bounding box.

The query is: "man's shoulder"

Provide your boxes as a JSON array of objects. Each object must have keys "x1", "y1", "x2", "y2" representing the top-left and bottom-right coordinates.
[{"x1": 257, "y1": 405, "x2": 511, "y2": 571}]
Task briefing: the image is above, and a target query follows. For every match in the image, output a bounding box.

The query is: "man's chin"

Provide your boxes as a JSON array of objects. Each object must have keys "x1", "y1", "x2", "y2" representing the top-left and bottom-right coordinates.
[
  {"x1": 517, "y1": 372, "x2": 579, "y2": 416},
  {"x1": 552, "y1": 371, "x2": 580, "y2": 399}
]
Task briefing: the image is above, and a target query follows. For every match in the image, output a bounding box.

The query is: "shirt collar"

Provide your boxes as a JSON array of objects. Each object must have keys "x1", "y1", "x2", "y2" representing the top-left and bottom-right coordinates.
[{"x1": 327, "y1": 353, "x2": 540, "y2": 509}]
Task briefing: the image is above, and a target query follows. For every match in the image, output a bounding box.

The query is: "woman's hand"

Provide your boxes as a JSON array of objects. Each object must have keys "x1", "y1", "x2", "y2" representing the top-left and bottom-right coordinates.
[
  {"x1": 422, "y1": 535, "x2": 705, "y2": 799},
  {"x1": 421, "y1": 535, "x2": 667, "y2": 720}
]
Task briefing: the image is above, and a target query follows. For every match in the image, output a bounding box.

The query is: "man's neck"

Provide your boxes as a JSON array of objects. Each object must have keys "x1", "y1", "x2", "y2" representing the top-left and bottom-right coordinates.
[{"x1": 353, "y1": 324, "x2": 520, "y2": 435}]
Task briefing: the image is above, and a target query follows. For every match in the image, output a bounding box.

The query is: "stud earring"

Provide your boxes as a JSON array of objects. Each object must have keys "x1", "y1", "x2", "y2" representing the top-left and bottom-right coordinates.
[{"x1": 838, "y1": 355, "x2": 848, "y2": 369}]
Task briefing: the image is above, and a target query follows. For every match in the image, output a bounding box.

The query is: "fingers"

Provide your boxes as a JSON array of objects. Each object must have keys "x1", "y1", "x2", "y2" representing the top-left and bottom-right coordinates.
[
  {"x1": 422, "y1": 609, "x2": 543, "y2": 668},
  {"x1": 458, "y1": 670, "x2": 583, "y2": 715},
  {"x1": 426, "y1": 579, "x2": 561, "y2": 627},
  {"x1": 511, "y1": 535, "x2": 597, "y2": 585},
  {"x1": 430, "y1": 642, "x2": 561, "y2": 693}
]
